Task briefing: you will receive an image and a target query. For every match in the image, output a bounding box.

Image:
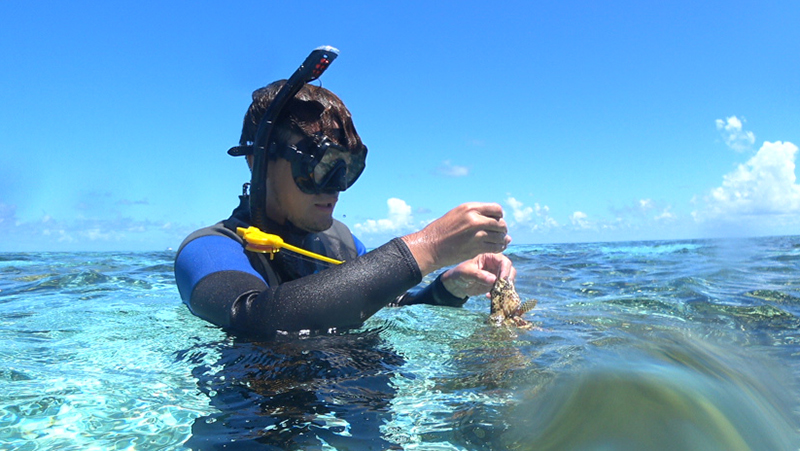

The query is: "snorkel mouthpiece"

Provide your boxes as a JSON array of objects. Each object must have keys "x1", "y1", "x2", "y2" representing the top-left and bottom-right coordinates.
[{"x1": 236, "y1": 226, "x2": 344, "y2": 265}]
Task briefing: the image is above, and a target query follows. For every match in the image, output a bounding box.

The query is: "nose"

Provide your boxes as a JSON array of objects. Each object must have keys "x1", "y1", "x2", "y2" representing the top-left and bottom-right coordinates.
[{"x1": 318, "y1": 160, "x2": 348, "y2": 193}]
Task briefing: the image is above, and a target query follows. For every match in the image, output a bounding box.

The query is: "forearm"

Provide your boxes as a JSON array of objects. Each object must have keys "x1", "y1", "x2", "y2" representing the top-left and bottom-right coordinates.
[{"x1": 401, "y1": 230, "x2": 440, "y2": 275}]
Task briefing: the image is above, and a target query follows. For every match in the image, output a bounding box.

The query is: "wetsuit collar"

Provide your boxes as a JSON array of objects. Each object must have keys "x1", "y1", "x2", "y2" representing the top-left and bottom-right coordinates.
[{"x1": 229, "y1": 194, "x2": 311, "y2": 244}]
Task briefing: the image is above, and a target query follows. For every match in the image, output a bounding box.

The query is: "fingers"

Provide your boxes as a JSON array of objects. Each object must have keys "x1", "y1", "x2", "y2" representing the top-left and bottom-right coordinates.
[
  {"x1": 463, "y1": 203, "x2": 509, "y2": 253},
  {"x1": 470, "y1": 252, "x2": 514, "y2": 284},
  {"x1": 464, "y1": 201, "x2": 503, "y2": 218},
  {"x1": 441, "y1": 264, "x2": 494, "y2": 299},
  {"x1": 499, "y1": 255, "x2": 515, "y2": 280},
  {"x1": 478, "y1": 231, "x2": 507, "y2": 255},
  {"x1": 472, "y1": 203, "x2": 508, "y2": 234},
  {"x1": 442, "y1": 252, "x2": 519, "y2": 299},
  {"x1": 483, "y1": 252, "x2": 514, "y2": 279},
  {"x1": 405, "y1": 202, "x2": 512, "y2": 274}
]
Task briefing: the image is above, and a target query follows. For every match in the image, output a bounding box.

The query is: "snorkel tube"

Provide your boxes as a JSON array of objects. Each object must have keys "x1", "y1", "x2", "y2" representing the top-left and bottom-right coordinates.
[
  {"x1": 239, "y1": 46, "x2": 343, "y2": 264},
  {"x1": 249, "y1": 45, "x2": 339, "y2": 230}
]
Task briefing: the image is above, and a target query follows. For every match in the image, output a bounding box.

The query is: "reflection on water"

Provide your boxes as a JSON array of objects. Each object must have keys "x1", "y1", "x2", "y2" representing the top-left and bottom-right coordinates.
[{"x1": 181, "y1": 328, "x2": 403, "y2": 450}]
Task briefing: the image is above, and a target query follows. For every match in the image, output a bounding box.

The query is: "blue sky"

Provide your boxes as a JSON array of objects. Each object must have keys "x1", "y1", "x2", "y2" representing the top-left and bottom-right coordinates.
[{"x1": 1, "y1": 0, "x2": 798, "y2": 251}]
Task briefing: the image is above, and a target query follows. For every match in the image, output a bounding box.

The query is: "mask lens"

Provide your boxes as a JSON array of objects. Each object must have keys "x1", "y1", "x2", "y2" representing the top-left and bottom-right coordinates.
[
  {"x1": 288, "y1": 137, "x2": 366, "y2": 194},
  {"x1": 313, "y1": 143, "x2": 366, "y2": 190}
]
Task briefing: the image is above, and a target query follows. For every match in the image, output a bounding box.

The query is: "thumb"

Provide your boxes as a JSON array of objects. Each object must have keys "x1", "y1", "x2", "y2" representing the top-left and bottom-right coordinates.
[{"x1": 476, "y1": 268, "x2": 498, "y2": 286}]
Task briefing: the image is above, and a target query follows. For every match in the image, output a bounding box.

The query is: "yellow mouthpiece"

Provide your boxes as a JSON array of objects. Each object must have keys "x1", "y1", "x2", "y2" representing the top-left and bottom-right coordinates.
[{"x1": 236, "y1": 226, "x2": 344, "y2": 265}]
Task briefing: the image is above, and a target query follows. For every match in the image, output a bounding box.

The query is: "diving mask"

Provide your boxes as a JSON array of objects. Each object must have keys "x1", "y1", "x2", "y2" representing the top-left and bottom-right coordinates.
[{"x1": 274, "y1": 130, "x2": 367, "y2": 195}]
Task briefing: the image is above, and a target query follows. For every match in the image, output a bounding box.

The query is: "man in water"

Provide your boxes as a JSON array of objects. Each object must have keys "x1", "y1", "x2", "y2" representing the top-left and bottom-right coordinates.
[{"x1": 174, "y1": 80, "x2": 515, "y2": 339}]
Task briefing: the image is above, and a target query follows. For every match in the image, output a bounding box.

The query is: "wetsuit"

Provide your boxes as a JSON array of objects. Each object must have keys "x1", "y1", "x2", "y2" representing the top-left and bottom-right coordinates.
[{"x1": 174, "y1": 195, "x2": 466, "y2": 338}]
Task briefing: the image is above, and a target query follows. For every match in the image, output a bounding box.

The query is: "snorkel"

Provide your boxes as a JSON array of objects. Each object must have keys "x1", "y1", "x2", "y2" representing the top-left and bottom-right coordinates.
[
  {"x1": 235, "y1": 46, "x2": 345, "y2": 264},
  {"x1": 249, "y1": 45, "x2": 339, "y2": 229}
]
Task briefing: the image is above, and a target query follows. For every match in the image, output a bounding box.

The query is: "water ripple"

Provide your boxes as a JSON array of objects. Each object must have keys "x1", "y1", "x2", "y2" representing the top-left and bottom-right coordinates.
[{"x1": 1, "y1": 239, "x2": 800, "y2": 449}]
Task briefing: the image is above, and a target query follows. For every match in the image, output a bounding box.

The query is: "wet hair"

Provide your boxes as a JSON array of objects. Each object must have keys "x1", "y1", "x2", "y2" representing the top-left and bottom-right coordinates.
[{"x1": 238, "y1": 80, "x2": 364, "y2": 157}]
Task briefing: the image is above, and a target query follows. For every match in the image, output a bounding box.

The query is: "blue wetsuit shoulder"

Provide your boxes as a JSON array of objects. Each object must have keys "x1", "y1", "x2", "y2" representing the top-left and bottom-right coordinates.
[
  {"x1": 175, "y1": 233, "x2": 265, "y2": 305},
  {"x1": 352, "y1": 234, "x2": 367, "y2": 256}
]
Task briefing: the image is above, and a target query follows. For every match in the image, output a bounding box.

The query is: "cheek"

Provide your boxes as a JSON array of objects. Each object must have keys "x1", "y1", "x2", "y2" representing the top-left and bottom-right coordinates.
[{"x1": 273, "y1": 166, "x2": 313, "y2": 211}]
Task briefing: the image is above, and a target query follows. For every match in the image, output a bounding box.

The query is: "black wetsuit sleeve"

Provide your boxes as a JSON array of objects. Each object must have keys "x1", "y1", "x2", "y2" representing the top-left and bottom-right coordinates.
[
  {"x1": 392, "y1": 273, "x2": 469, "y2": 308},
  {"x1": 177, "y1": 237, "x2": 422, "y2": 338}
]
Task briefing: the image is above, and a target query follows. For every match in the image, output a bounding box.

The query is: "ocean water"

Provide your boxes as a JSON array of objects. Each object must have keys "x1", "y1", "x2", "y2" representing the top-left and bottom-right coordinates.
[{"x1": 1, "y1": 236, "x2": 799, "y2": 450}]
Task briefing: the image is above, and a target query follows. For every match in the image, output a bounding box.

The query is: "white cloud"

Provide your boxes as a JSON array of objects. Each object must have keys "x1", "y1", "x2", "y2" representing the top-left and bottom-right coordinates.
[
  {"x1": 570, "y1": 211, "x2": 590, "y2": 229},
  {"x1": 694, "y1": 140, "x2": 800, "y2": 221},
  {"x1": 354, "y1": 198, "x2": 414, "y2": 234},
  {"x1": 637, "y1": 199, "x2": 675, "y2": 222},
  {"x1": 502, "y1": 194, "x2": 685, "y2": 242},
  {"x1": 608, "y1": 198, "x2": 676, "y2": 223},
  {"x1": 435, "y1": 160, "x2": 470, "y2": 177},
  {"x1": 507, "y1": 197, "x2": 534, "y2": 223},
  {"x1": 716, "y1": 116, "x2": 755, "y2": 153},
  {"x1": 654, "y1": 206, "x2": 676, "y2": 221},
  {"x1": 0, "y1": 207, "x2": 190, "y2": 251},
  {"x1": 505, "y1": 196, "x2": 558, "y2": 230}
]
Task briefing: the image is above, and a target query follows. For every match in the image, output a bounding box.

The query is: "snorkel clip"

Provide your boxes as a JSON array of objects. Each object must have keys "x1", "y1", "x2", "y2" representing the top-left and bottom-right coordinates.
[{"x1": 236, "y1": 226, "x2": 344, "y2": 265}]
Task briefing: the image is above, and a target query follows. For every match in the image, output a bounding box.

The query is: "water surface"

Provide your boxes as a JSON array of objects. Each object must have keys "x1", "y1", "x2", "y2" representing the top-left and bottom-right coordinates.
[{"x1": 1, "y1": 237, "x2": 799, "y2": 449}]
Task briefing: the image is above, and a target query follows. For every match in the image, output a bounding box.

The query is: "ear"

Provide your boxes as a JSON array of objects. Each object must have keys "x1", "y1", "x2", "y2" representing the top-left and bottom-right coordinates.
[{"x1": 287, "y1": 98, "x2": 325, "y2": 123}]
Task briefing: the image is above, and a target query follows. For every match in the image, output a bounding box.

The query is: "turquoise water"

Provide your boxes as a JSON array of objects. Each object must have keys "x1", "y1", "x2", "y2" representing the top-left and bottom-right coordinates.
[{"x1": 1, "y1": 237, "x2": 799, "y2": 450}]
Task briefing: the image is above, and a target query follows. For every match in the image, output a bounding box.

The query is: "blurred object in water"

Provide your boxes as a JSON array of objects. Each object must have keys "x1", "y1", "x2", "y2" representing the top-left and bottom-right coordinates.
[{"x1": 502, "y1": 335, "x2": 800, "y2": 451}]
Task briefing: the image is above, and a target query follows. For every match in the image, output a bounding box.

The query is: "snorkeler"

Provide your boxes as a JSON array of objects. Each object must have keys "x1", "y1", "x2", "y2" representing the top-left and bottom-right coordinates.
[{"x1": 174, "y1": 46, "x2": 516, "y2": 338}]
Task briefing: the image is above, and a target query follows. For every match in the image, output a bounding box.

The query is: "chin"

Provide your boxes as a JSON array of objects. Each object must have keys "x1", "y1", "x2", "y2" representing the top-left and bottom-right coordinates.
[{"x1": 301, "y1": 217, "x2": 334, "y2": 233}]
